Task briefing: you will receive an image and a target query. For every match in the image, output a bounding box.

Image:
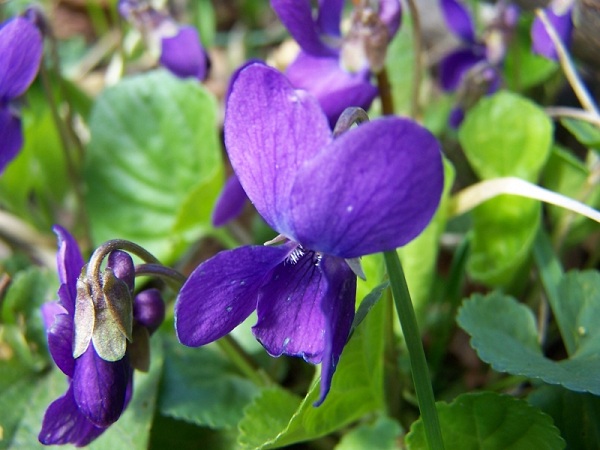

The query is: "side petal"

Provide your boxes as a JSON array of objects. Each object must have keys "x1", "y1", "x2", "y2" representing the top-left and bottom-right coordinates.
[
  {"x1": 0, "y1": 17, "x2": 43, "y2": 100},
  {"x1": 160, "y1": 26, "x2": 209, "y2": 80},
  {"x1": 438, "y1": 47, "x2": 485, "y2": 92},
  {"x1": 53, "y1": 225, "x2": 84, "y2": 315},
  {"x1": 531, "y1": 8, "x2": 573, "y2": 61},
  {"x1": 288, "y1": 117, "x2": 444, "y2": 259},
  {"x1": 224, "y1": 62, "x2": 331, "y2": 237},
  {"x1": 212, "y1": 174, "x2": 248, "y2": 227},
  {"x1": 440, "y1": 0, "x2": 476, "y2": 43},
  {"x1": 38, "y1": 385, "x2": 106, "y2": 447},
  {"x1": 252, "y1": 253, "x2": 355, "y2": 405},
  {"x1": 271, "y1": 0, "x2": 337, "y2": 57},
  {"x1": 0, "y1": 108, "x2": 23, "y2": 173},
  {"x1": 72, "y1": 346, "x2": 130, "y2": 427},
  {"x1": 175, "y1": 244, "x2": 293, "y2": 346},
  {"x1": 286, "y1": 52, "x2": 378, "y2": 126},
  {"x1": 46, "y1": 310, "x2": 76, "y2": 377}
]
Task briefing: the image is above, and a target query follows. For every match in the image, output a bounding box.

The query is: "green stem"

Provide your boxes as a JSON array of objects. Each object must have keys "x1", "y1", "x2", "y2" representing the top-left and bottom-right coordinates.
[
  {"x1": 134, "y1": 263, "x2": 187, "y2": 291},
  {"x1": 384, "y1": 250, "x2": 444, "y2": 450},
  {"x1": 404, "y1": 0, "x2": 424, "y2": 120},
  {"x1": 217, "y1": 335, "x2": 270, "y2": 387}
]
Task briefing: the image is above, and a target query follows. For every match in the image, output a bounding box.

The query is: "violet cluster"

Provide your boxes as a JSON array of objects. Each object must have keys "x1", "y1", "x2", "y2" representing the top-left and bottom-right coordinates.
[
  {"x1": 0, "y1": 15, "x2": 43, "y2": 173},
  {"x1": 439, "y1": 0, "x2": 518, "y2": 126},
  {"x1": 39, "y1": 226, "x2": 165, "y2": 447},
  {"x1": 176, "y1": 62, "x2": 444, "y2": 404},
  {"x1": 118, "y1": 0, "x2": 209, "y2": 80}
]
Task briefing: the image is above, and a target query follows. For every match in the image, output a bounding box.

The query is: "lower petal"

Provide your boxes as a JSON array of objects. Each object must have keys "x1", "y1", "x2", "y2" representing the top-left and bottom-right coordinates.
[
  {"x1": 72, "y1": 346, "x2": 131, "y2": 427},
  {"x1": 46, "y1": 309, "x2": 75, "y2": 377},
  {"x1": 175, "y1": 244, "x2": 293, "y2": 346},
  {"x1": 253, "y1": 252, "x2": 356, "y2": 400},
  {"x1": 38, "y1": 384, "x2": 106, "y2": 447},
  {"x1": 0, "y1": 107, "x2": 23, "y2": 173}
]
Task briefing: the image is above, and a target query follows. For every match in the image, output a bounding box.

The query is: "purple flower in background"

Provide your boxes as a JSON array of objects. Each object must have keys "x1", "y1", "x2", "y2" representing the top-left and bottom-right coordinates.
[
  {"x1": 272, "y1": 0, "x2": 401, "y2": 125},
  {"x1": 118, "y1": 0, "x2": 209, "y2": 80},
  {"x1": 439, "y1": 0, "x2": 517, "y2": 126},
  {"x1": 176, "y1": 62, "x2": 444, "y2": 404},
  {"x1": 39, "y1": 227, "x2": 164, "y2": 446},
  {"x1": 0, "y1": 16, "x2": 43, "y2": 173},
  {"x1": 531, "y1": 0, "x2": 574, "y2": 60}
]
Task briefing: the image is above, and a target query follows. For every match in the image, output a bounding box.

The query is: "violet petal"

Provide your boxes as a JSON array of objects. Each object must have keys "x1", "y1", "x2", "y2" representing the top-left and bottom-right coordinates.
[
  {"x1": 286, "y1": 52, "x2": 378, "y2": 126},
  {"x1": 224, "y1": 62, "x2": 331, "y2": 238},
  {"x1": 47, "y1": 311, "x2": 76, "y2": 377},
  {"x1": 0, "y1": 17, "x2": 43, "y2": 101},
  {"x1": 212, "y1": 173, "x2": 248, "y2": 227},
  {"x1": 271, "y1": 0, "x2": 338, "y2": 57},
  {"x1": 41, "y1": 301, "x2": 65, "y2": 330},
  {"x1": 448, "y1": 106, "x2": 465, "y2": 129},
  {"x1": 160, "y1": 26, "x2": 209, "y2": 80},
  {"x1": 0, "y1": 108, "x2": 23, "y2": 173},
  {"x1": 107, "y1": 250, "x2": 135, "y2": 292},
  {"x1": 53, "y1": 225, "x2": 84, "y2": 315},
  {"x1": 72, "y1": 346, "x2": 130, "y2": 427},
  {"x1": 316, "y1": 0, "x2": 344, "y2": 38},
  {"x1": 315, "y1": 256, "x2": 356, "y2": 406},
  {"x1": 438, "y1": 47, "x2": 485, "y2": 92},
  {"x1": 289, "y1": 117, "x2": 444, "y2": 259},
  {"x1": 253, "y1": 252, "x2": 355, "y2": 379},
  {"x1": 38, "y1": 385, "x2": 106, "y2": 447},
  {"x1": 379, "y1": 0, "x2": 403, "y2": 39},
  {"x1": 175, "y1": 244, "x2": 293, "y2": 346},
  {"x1": 531, "y1": 8, "x2": 573, "y2": 61},
  {"x1": 440, "y1": 0, "x2": 476, "y2": 43}
]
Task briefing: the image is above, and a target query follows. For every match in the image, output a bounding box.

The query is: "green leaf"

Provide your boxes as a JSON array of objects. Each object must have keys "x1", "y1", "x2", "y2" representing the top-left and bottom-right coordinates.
[
  {"x1": 529, "y1": 385, "x2": 600, "y2": 450},
  {"x1": 238, "y1": 297, "x2": 387, "y2": 449},
  {"x1": 561, "y1": 118, "x2": 600, "y2": 150},
  {"x1": 158, "y1": 335, "x2": 260, "y2": 429},
  {"x1": 457, "y1": 290, "x2": 600, "y2": 395},
  {"x1": 468, "y1": 196, "x2": 540, "y2": 285},
  {"x1": 459, "y1": 91, "x2": 553, "y2": 182},
  {"x1": 149, "y1": 415, "x2": 238, "y2": 450},
  {"x1": 335, "y1": 416, "x2": 402, "y2": 450},
  {"x1": 0, "y1": 371, "x2": 39, "y2": 449},
  {"x1": 399, "y1": 158, "x2": 455, "y2": 320},
  {"x1": 406, "y1": 392, "x2": 565, "y2": 450},
  {"x1": 504, "y1": 17, "x2": 558, "y2": 91},
  {"x1": 84, "y1": 70, "x2": 223, "y2": 263}
]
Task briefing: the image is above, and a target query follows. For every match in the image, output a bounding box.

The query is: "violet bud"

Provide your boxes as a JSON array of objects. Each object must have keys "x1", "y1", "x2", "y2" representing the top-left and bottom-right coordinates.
[{"x1": 133, "y1": 288, "x2": 165, "y2": 333}]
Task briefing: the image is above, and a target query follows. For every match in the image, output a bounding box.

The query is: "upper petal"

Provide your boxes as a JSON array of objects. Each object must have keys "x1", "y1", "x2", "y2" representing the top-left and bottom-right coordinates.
[
  {"x1": 53, "y1": 225, "x2": 84, "y2": 315},
  {"x1": 286, "y1": 52, "x2": 378, "y2": 126},
  {"x1": 316, "y1": 0, "x2": 344, "y2": 38},
  {"x1": 288, "y1": 117, "x2": 444, "y2": 259},
  {"x1": 224, "y1": 62, "x2": 331, "y2": 237},
  {"x1": 175, "y1": 244, "x2": 293, "y2": 346},
  {"x1": 0, "y1": 17, "x2": 43, "y2": 101},
  {"x1": 160, "y1": 26, "x2": 209, "y2": 80},
  {"x1": 440, "y1": 0, "x2": 476, "y2": 43},
  {"x1": 212, "y1": 173, "x2": 248, "y2": 227},
  {"x1": 72, "y1": 346, "x2": 131, "y2": 427},
  {"x1": 271, "y1": 0, "x2": 338, "y2": 56},
  {"x1": 38, "y1": 384, "x2": 106, "y2": 447},
  {"x1": 379, "y1": 0, "x2": 403, "y2": 39},
  {"x1": 0, "y1": 108, "x2": 23, "y2": 173},
  {"x1": 531, "y1": 8, "x2": 573, "y2": 61}
]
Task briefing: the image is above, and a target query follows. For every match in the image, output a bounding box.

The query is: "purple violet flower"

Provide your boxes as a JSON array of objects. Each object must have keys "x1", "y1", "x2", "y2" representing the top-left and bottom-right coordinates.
[
  {"x1": 439, "y1": 0, "x2": 517, "y2": 126},
  {"x1": 39, "y1": 226, "x2": 164, "y2": 447},
  {"x1": 118, "y1": 0, "x2": 209, "y2": 81},
  {"x1": 272, "y1": 0, "x2": 401, "y2": 125},
  {"x1": 531, "y1": 0, "x2": 574, "y2": 60},
  {"x1": 175, "y1": 62, "x2": 444, "y2": 405},
  {"x1": 0, "y1": 16, "x2": 43, "y2": 173}
]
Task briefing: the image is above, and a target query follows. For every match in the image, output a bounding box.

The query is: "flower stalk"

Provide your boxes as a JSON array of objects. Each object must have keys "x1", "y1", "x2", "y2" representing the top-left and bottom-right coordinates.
[{"x1": 384, "y1": 250, "x2": 444, "y2": 450}]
